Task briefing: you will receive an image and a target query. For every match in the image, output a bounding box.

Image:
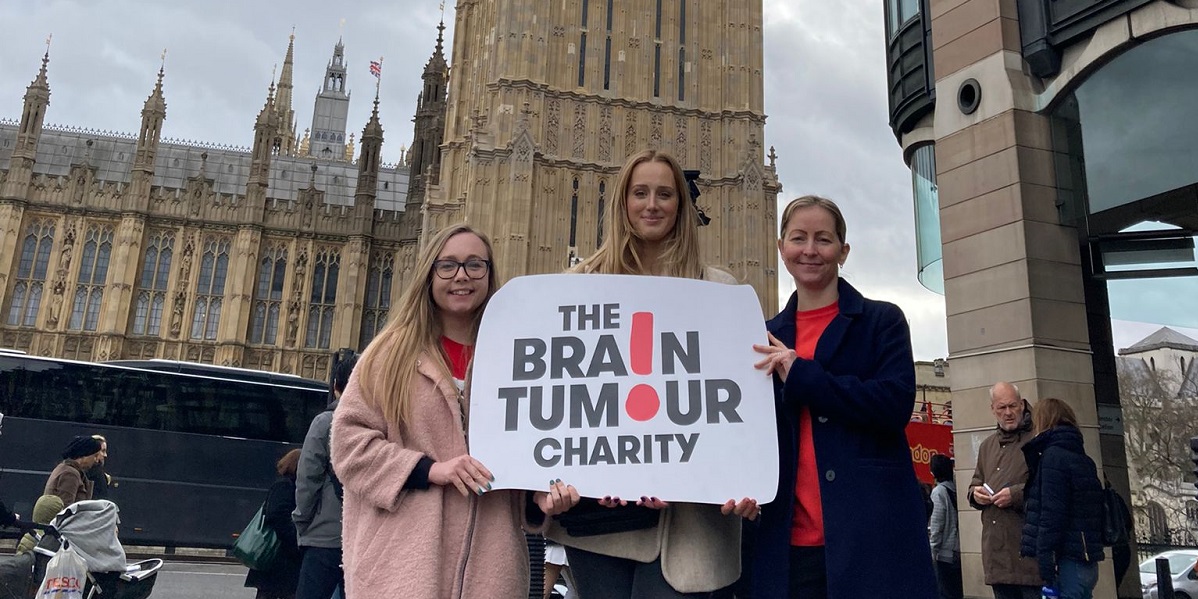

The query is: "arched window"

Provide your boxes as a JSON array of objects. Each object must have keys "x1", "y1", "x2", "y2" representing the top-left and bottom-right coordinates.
[
  {"x1": 306, "y1": 248, "x2": 340, "y2": 349},
  {"x1": 69, "y1": 225, "x2": 114, "y2": 332},
  {"x1": 190, "y1": 237, "x2": 231, "y2": 340},
  {"x1": 6, "y1": 220, "x2": 55, "y2": 327},
  {"x1": 132, "y1": 231, "x2": 175, "y2": 336},
  {"x1": 249, "y1": 244, "x2": 288, "y2": 345},
  {"x1": 360, "y1": 251, "x2": 394, "y2": 349}
]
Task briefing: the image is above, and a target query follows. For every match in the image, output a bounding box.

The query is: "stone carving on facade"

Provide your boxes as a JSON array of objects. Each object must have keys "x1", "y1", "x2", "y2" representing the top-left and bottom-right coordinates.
[
  {"x1": 45, "y1": 220, "x2": 78, "y2": 330},
  {"x1": 625, "y1": 112, "x2": 638, "y2": 158},
  {"x1": 650, "y1": 113, "x2": 663, "y2": 148},
  {"x1": 168, "y1": 233, "x2": 196, "y2": 339},
  {"x1": 598, "y1": 107, "x2": 613, "y2": 163},
  {"x1": 700, "y1": 121, "x2": 713, "y2": 172},
  {"x1": 572, "y1": 104, "x2": 587, "y2": 159},
  {"x1": 545, "y1": 99, "x2": 560, "y2": 155},
  {"x1": 286, "y1": 249, "x2": 308, "y2": 347},
  {"x1": 675, "y1": 116, "x2": 688, "y2": 166}
]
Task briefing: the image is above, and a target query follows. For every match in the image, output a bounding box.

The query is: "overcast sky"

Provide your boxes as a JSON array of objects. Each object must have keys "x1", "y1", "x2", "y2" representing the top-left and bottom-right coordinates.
[{"x1": 0, "y1": 0, "x2": 1191, "y2": 360}]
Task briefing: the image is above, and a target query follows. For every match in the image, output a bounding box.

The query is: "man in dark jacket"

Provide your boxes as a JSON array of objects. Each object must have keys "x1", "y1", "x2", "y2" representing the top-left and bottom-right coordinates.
[
  {"x1": 292, "y1": 354, "x2": 357, "y2": 599},
  {"x1": 968, "y1": 382, "x2": 1042, "y2": 599}
]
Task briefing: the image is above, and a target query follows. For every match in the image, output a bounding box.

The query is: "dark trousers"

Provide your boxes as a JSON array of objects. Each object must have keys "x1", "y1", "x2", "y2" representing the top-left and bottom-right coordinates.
[
  {"x1": 565, "y1": 546, "x2": 732, "y2": 599},
  {"x1": 991, "y1": 584, "x2": 1040, "y2": 599},
  {"x1": 933, "y1": 559, "x2": 963, "y2": 599},
  {"x1": 295, "y1": 547, "x2": 343, "y2": 599},
  {"x1": 788, "y1": 545, "x2": 827, "y2": 599}
]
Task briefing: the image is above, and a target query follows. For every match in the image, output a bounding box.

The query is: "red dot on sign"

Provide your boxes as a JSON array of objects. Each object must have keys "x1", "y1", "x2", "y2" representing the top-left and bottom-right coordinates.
[{"x1": 626, "y1": 384, "x2": 660, "y2": 422}]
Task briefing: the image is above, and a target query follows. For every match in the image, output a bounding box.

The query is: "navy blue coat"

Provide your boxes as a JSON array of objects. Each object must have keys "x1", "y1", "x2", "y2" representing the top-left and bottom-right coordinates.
[
  {"x1": 1019, "y1": 425, "x2": 1104, "y2": 584},
  {"x1": 750, "y1": 279, "x2": 937, "y2": 598}
]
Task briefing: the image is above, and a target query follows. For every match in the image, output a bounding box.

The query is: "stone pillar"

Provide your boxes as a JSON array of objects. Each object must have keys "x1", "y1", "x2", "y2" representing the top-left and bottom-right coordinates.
[{"x1": 98, "y1": 214, "x2": 145, "y2": 336}]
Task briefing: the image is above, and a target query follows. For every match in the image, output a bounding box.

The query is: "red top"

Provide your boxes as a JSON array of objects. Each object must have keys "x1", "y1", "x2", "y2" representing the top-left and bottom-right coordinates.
[
  {"x1": 441, "y1": 336, "x2": 474, "y2": 380},
  {"x1": 791, "y1": 301, "x2": 839, "y2": 547}
]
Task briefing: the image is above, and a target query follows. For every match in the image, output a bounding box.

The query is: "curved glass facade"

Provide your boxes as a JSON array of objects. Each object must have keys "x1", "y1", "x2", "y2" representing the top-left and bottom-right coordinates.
[
  {"x1": 1052, "y1": 28, "x2": 1198, "y2": 329},
  {"x1": 911, "y1": 144, "x2": 943, "y2": 293},
  {"x1": 1074, "y1": 29, "x2": 1198, "y2": 214}
]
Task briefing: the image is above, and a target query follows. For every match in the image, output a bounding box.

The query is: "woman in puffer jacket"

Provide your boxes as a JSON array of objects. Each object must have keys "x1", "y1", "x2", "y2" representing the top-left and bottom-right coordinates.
[{"x1": 1019, "y1": 397, "x2": 1104, "y2": 599}]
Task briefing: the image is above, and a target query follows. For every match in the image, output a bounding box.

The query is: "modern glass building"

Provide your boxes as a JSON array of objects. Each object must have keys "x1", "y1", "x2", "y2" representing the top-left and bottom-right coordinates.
[{"x1": 882, "y1": 1, "x2": 1198, "y2": 597}]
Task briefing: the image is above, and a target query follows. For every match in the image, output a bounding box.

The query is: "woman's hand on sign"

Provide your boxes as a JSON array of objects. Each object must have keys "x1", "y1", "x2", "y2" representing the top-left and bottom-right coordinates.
[
  {"x1": 721, "y1": 497, "x2": 762, "y2": 521},
  {"x1": 636, "y1": 496, "x2": 670, "y2": 510},
  {"x1": 753, "y1": 332, "x2": 797, "y2": 382},
  {"x1": 598, "y1": 496, "x2": 628, "y2": 508},
  {"x1": 534, "y1": 480, "x2": 580, "y2": 516},
  {"x1": 429, "y1": 455, "x2": 494, "y2": 497}
]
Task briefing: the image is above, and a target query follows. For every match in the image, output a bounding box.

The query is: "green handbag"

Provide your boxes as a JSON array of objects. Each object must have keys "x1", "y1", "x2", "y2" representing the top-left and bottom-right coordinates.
[{"x1": 231, "y1": 503, "x2": 280, "y2": 570}]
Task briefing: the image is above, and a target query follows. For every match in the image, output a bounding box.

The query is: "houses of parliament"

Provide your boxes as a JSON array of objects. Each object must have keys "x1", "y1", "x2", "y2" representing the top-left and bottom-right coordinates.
[{"x1": 0, "y1": 1, "x2": 780, "y2": 381}]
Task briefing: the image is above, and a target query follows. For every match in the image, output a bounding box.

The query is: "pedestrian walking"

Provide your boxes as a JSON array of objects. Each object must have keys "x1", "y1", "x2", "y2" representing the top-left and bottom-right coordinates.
[
  {"x1": 244, "y1": 448, "x2": 303, "y2": 599},
  {"x1": 293, "y1": 354, "x2": 357, "y2": 599}
]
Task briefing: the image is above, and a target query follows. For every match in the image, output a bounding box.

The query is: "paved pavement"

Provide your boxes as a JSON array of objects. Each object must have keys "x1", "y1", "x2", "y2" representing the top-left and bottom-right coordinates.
[{"x1": 144, "y1": 561, "x2": 255, "y2": 599}]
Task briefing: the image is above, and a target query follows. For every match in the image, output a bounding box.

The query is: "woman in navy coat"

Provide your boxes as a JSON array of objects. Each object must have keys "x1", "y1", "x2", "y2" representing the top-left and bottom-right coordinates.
[
  {"x1": 1019, "y1": 397, "x2": 1104, "y2": 598},
  {"x1": 751, "y1": 195, "x2": 938, "y2": 598}
]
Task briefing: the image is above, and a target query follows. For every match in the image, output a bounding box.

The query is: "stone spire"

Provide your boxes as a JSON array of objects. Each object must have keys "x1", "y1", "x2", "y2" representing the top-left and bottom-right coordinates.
[
  {"x1": 273, "y1": 31, "x2": 298, "y2": 155},
  {"x1": 15, "y1": 50, "x2": 52, "y2": 157},
  {"x1": 355, "y1": 92, "x2": 384, "y2": 210},
  {"x1": 407, "y1": 20, "x2": 450, "y2": 201},
  {"x1": 134, "y1": 64, "x2": 167, "y2": 170}
]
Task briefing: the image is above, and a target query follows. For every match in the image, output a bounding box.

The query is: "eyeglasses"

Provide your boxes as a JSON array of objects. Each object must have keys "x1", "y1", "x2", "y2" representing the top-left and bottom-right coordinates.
[{"x1": 432, "y1": 259, "x2": 491, "y2": 280}]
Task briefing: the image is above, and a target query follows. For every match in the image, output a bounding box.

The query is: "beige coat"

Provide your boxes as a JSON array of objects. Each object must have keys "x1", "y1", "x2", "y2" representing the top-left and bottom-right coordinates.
[
  {"x1": 544, "y1": 266, "x2": 743, "y2": 593},
  {"x1": 967, "y1": 420, "x2": 1042, "y2": 587},
  {"x1": 332, "y1": 351, "x2": 530, "y2": 599}
]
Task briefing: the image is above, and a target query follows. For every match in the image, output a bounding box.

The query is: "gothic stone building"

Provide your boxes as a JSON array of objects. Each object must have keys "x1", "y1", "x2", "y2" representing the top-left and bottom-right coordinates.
[{"x1": 0, "y1": 3, "x2": 780, "y2": 381}]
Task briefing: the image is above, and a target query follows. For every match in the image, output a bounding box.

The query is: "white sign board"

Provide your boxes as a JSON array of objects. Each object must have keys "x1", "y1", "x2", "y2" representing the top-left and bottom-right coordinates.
[{"x1": 469, "y1": 274, "x2": 779, "y2": 505}]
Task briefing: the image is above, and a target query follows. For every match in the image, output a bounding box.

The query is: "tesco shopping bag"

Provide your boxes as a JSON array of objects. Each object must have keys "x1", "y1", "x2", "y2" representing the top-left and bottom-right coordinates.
[{"x1": 37, "y1": 543, "x2": 88, "y2": 599}]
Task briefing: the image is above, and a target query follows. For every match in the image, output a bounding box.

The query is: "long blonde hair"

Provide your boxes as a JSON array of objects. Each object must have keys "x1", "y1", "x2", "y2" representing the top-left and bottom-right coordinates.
[
  {"x1": 356, "y1": 224, "x2": 498, "y2": 428},
  {"x1": 574, "y1": 149, "x2": 704, "y2": 278}
]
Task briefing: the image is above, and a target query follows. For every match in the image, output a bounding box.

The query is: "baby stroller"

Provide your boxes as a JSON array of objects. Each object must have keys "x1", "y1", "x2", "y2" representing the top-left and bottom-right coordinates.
[{"x1": 15, "y1": 500, "x2": 161, "y2": 599}]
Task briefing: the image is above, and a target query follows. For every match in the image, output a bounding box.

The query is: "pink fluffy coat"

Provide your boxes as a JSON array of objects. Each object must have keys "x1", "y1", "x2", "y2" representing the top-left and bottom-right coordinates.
[{"x1": 332, "y1": 353, "x2": 529, "y2": 599}]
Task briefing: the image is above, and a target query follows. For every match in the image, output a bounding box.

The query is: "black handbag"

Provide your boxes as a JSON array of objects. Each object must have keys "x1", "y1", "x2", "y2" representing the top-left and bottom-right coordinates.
[{"x1": 553, "y1": 499, "x2": 660, "y2": 537}]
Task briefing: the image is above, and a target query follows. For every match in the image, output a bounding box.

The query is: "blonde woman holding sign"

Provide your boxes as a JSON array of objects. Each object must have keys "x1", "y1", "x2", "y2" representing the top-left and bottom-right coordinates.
[
  {"x1": 331, "y1": 224, "x2": 578, "y2": 599},
  {"x1": 547, "y1": 149, "x2": 759, "y2": 599}
]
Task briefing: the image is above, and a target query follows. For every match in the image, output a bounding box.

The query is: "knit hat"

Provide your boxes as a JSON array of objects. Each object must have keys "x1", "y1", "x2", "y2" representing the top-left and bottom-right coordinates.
[
  {"x1": 32, "y1": 494, "x2": 64, "y2": 524},
  {"x1": 62, "y1": 435, "x2": 103, "y2": 460}
]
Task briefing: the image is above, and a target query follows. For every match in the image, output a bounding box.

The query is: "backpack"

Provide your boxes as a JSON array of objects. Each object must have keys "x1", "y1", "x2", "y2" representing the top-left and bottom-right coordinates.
[{"x1": 1102, "y1": 484, "x2": 1132, "y2": 546}]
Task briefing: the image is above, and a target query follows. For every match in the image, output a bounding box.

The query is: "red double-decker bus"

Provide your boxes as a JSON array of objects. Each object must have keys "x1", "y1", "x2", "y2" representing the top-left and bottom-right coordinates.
[{"x1": 908, "y1": 400, "x2": 953, "y2": 484}]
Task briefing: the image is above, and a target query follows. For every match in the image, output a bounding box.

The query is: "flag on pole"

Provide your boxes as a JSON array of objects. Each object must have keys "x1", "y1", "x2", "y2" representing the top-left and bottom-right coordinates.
[{"x1": 369, "y1": 60, "x2": 382, "y2": 78}]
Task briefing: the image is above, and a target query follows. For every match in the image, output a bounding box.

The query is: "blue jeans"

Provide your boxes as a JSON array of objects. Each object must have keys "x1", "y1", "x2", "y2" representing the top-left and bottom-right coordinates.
[
  {"x1": 295, "y1": 547, "x2": 343, "y2": 599},
  {"x1": 1056, "y1": 558, "x2": 1098, "y2": 599}
]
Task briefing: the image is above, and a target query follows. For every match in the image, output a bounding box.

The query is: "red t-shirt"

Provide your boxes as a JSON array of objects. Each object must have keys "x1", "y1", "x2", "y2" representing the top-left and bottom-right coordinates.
[
  {"x1": 441, "y1": 336, "x2": 474, "y2": 380},
  {"x1": 791, "y1": 301, "x2": 839, "y2": 547}
]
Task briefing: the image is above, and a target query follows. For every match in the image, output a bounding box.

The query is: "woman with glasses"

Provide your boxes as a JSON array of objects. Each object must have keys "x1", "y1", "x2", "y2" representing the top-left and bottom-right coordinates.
[
  {"x1": 540, "y1": 149, "x2": 757, "y2": 599},
  {"x1": 332, "y1": 223, "x2": 579, "y2": 599}
]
